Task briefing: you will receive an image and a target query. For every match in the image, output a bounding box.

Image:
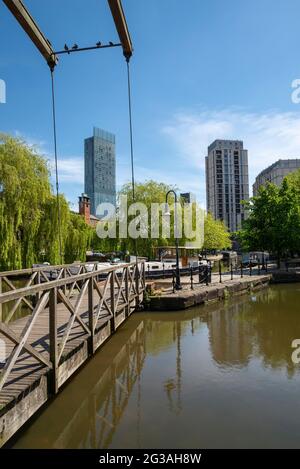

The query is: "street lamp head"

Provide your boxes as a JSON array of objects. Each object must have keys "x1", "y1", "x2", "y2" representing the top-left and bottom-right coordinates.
[{"x1": 163, "y1": 202, "x2": 171, "y2": 217}]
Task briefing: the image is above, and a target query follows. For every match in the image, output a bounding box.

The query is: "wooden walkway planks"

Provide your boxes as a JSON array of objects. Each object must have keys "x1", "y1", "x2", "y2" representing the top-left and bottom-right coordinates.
[{"x1": 0, "y1": 283, "x2": 131, "y2": 408}]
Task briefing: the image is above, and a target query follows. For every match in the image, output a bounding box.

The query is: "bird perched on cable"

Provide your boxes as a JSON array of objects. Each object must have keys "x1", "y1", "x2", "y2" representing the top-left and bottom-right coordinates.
[
  {"x1": 109, "y1": 41, "x2": 114, "y2": 46},
  {"x1": 96, "y1": 41, "x2": 102, "y2": 47},
  {"x1": 72, "y1": 44, "x2": 78, "y2": 50},
  {"x1": 64, "y1": 44, "x2": 70, "y2": 54}
]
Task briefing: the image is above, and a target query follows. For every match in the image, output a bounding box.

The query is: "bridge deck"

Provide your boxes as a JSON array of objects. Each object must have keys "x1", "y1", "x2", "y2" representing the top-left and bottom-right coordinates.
[
  {"x1": 0, "y1": 285, "x2": 137, "y2": 410},
  {"x1": 0, "y1": 261, "x2": 146, "y2": 446}
]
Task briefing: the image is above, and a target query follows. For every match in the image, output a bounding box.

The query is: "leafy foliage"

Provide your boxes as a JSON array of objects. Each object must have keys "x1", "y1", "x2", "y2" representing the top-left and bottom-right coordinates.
[
  {"x1": 0, "y1": 135, "x2": 92, "y2": 270},
  {"x1": 203, "y1": 212, "x2": 231, "y2": 250},
  {"x1": 239, "y1": 170, "x2": 300, "y2": 262}
]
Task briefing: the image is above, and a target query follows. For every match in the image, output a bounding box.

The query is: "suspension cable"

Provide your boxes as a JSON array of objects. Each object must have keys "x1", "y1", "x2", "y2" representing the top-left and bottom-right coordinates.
[
  {"x1": 126, "y1": 58, "x2": 138, "y2": 264},
  {"x1": 126, "y1": 58, "x2": 136, "y2": 202},
  {"x1": 50, "y1": 67, "x2": 63, "y2": 264}
]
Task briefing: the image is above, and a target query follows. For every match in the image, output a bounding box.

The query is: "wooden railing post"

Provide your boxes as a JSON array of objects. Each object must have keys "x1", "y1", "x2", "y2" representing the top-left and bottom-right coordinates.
[
  {"x1": 135, "y1": 263, "x2": 140, "y2": 309},
  {"x1": 62, "y1": 268, "x2": 67, "y2": 296},
  {"x1": 110, "y1": 271, "x2": 116, "y2": 332},
  {"x1": 125, "y1": 266, "x2": 130, "y2": 317},
  {"x1": 88, "y1": 276, "x2": 95, "y2": 355},
  {"x1": 35, "y1": 271, "x2": 41, "y2": 304},
  {"x1": 49, "y1": 287, "x2": 58, "y2": 395}
]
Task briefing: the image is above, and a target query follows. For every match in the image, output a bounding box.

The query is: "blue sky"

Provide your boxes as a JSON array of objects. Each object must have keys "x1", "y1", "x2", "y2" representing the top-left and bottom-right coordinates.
[{"x1": 1, "y1": 0, "x2": 300, "y2": 209}]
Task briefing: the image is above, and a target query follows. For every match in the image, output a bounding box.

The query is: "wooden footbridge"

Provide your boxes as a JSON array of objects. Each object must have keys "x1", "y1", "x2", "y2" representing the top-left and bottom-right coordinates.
[{"x1": 0, "y1": 261, "x2": 145, "y2": 447}]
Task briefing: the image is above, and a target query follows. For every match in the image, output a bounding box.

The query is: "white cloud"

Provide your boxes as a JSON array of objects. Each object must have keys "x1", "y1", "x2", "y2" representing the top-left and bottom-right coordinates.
[
  {"x1": 50, "y1": 157, "x2": 84, "y2": 184},
  {"x1": 162, "y1": 108, "x2": 300, "y2": 191}
]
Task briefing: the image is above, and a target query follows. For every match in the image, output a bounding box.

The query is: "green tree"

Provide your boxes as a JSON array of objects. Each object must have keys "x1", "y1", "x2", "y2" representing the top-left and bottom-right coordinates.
[
  {"x1": 203, "y1": 213, "x2": 231, "y2": 250},
  {"x1": 239, "y1": 176, "x2": 300, "y2": 265},
  {"x1": 117, "y1": 180, "x2": 198, "y2": 258},
  {"x1": 0, "y1": 134, "x2": 51, "y2": 269},
  {"x1": 0, "y1": 134, "x2": 94, "y2": 270},
  {"x1": 65, "y1": 213, "x2": 93, "y2": 263},
  {"x1": 285, "y1": 168, "x2": 300, "y2": 191}
]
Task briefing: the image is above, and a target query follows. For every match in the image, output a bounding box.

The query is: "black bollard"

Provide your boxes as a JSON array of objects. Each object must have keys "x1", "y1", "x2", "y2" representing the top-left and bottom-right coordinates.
[
  {"x1": 219, "y1": 261, "x2": 222, "y2": 283},
  {"x1": 230, "y1": 262, "x2": 233, "y2": 280},
  {"x1": 172, "y1": 270, "x2": 175, "y2": 293},
  {"x1": 190, "y1": 267, "x2": 194, "y2": 290},
  {"x1": 250, "y1": 262, "x2": 252, "y2": 276},
  {"x1": 241, "y1": 262, "x2": 243, "y2": 278}
]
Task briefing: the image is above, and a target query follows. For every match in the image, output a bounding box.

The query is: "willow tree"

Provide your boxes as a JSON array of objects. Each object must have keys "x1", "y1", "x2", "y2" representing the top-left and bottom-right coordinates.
[
  {"x1": 36, "y1": 194, "x2": 71, "y2": 265},
  {"x1": 65, "y1": 213, "x2": 93, "y2": 263},
  {"x1": 117, "y1": 180, "x2": 190, "y2": 259},
  {"x1": 0, "y1": 134, "x2": 94, "y2": 270},
  {"x1": 0, "y1": 134, "x2": 51, "y2": 270}
]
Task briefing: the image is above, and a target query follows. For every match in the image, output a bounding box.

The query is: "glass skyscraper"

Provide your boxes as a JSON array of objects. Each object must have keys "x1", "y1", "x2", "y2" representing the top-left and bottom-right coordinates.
[{"x1": 84, "y1": 127, "x2": 116, "y2": 216}]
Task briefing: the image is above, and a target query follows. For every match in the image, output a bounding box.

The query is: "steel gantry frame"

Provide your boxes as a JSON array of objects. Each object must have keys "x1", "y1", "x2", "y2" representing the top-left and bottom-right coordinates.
[{"x1": 3, "y1": 0, "x2": 133, "y2": 66}]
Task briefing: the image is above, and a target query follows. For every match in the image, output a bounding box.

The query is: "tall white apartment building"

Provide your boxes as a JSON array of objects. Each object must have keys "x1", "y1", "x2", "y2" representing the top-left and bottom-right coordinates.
[{"x1": 205, "y1": 140, "x2": 249, "y2": 232}]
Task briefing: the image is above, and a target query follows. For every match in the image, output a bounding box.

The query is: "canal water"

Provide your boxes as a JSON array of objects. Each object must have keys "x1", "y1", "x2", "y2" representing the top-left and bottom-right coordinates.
[{"x1": 12, "y1": 284, "x2": 300, "y2": 449}]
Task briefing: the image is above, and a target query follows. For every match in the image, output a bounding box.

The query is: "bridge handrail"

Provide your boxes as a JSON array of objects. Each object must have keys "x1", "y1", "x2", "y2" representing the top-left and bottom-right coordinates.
[
  {"x1": 0, "y1": 261, "x2": 99, "y2": 278},
  {"x1": 0, "y1": 261, "x2": 146, "y2": 396},
  {"x1": 0, "y1": 261, "x2": 144, "y2": 304}
]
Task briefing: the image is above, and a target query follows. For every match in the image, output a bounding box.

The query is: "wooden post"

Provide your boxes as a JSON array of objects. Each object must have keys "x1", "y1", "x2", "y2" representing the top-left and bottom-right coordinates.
[
  {"x1": 110, "y1": 271, "x2": 116, "y2": 332},
  {"x1": 35, "y1": 271, "x2": 41, "y2": 304},
  {"x1": 49, "y1": 287, "x2": 58, "y2": 395},
  {"x1": 125, "y1": 267, "x2": 130, "y2": 317},
  {"x1": 63, "y1": 268, "x2": 67, "y2": 296},
  {"x1": 88, "y1": 277, "x2": 95, "y2": 355},
  {"x1": 135, "y1": 263, "x2": 140, "y2": 309}
]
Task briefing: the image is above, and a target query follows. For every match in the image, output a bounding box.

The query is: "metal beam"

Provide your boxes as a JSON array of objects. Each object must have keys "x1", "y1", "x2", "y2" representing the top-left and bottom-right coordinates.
[
  {"x1": 107, "y1": 0, "x2": 133, "y2": 60},
  {"x1": 2, "y1": 0, "x2": 57, "y2": 68}
]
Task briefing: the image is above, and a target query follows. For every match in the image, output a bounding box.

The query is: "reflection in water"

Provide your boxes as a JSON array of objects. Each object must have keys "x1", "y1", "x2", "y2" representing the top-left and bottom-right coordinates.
[
  {"x1": 207, "y1": 287, "x2": 300, "y2": 376},
  {"x1": 13, "y1": 284, "x2": 300, "y2": 449}
]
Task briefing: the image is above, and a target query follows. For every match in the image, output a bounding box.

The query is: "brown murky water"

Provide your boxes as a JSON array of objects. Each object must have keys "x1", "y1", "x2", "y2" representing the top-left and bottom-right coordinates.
[{"x1": 12, "y1": 284, "x2": 300, "y2": 448}]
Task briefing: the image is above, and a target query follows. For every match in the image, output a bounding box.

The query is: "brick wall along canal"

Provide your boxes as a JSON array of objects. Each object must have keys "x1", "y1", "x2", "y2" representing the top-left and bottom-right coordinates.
[{"x1": 11, "y1": 284, "x2": 300, "y2": 449}]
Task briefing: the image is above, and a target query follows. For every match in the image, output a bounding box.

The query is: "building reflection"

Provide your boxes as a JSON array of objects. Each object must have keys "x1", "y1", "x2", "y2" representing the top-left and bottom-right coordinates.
[
  {"x1": 145, "y1": 312, "x2": 203, "y2": 417},
  {"x1": 52, "y1": 318, "x2": 147, "y2": 449},
  {"x1": 207, "y1": 300, "x2": 254, "y2": 367},
  {"x1": 206, "y1": 286, "x2": 300, "y2": 376}
]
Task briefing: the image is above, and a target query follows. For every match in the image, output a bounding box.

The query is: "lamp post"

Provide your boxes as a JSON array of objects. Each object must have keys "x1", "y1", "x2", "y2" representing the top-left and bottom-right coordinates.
[{"x1": 164, "y1": 190, "x2": 182, "y2": 290}]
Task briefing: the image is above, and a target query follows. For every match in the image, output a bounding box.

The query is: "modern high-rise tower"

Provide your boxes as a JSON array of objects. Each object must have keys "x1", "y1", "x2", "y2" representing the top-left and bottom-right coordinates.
[
  {"x1": 205, "y1": 139, "x2": 249, "y2": 232},
  {"x1": 84, "y1": 127, "x2": 116, "y2": 216}
]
